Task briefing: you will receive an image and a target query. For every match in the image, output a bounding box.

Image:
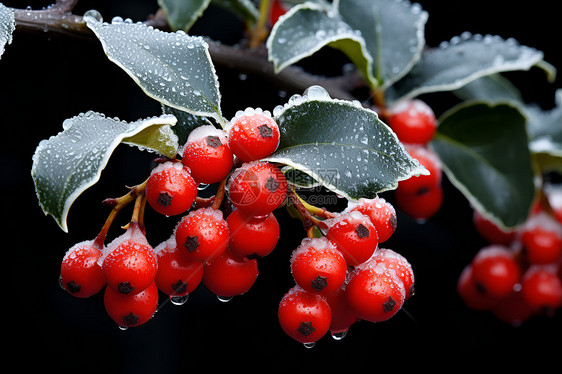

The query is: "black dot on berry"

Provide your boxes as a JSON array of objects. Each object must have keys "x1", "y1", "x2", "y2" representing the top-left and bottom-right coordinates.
[
  {"x1": 184, "y1": 236, "x2": 200, "y2": 252},
  {"x1": 258, "y1": 124, "x2": 273, "y2": 138},
  {"x1": 475, "y1": 281, "x2": 487, "y2": 295},
  {"x1": 247, "y1": 253, "x2": 261, "y2": 260},
  {"x1": 157, "y1": 192, "x2": 173, "y2": 207},
  {"x1": 66, "y1": 281, "x2": 81, "y2": 293},
  {"x1": 171, "y1": 279, "x2": 188, "y2": 294},
  {"x1": 382, "y1": 296, "x2": 396, "y2": 313},
  {"x1": 118, "y1": 282, "x2": 135, "y2": 294},
  {"x1": 122, "y1": 312, "x2": 140, "y2": 326},
  {"x1": 297, "y1": 321, "x2": 316, "y2": 336},
  {"x1": 416, "y1": 186, "x2": 430, "y2": 196},
  {"x1": 311, "y1": 275, "x2": 328, "y2": 292},
  {"x1": 355, "y1": 224, "x2": 370, "y2": 238},
  {"x1": 206, "y1": 135, "x2": 222, "y2": 148},
  {"x1": 264, "y1": 176, "x2": 280, "y2": 192}
]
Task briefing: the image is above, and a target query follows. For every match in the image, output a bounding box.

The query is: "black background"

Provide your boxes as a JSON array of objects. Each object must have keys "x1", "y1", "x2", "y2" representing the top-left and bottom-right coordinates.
[{"x1": 3, "y1": 1, "x2": 561, "y2": 372}]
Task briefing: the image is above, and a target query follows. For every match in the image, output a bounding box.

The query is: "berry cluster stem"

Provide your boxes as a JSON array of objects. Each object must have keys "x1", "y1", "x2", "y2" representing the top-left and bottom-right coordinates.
[
  {"x1": 248, "y1": 0, "x2": 271, "y2": 48},
  {"x1": 287, "y1": 185, "x2": 331, "y2": 238}
]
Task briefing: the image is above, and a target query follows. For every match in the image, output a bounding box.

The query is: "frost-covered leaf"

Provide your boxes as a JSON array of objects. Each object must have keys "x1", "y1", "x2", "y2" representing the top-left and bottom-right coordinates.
[
  {"x1": 158, "y1": 0, "x2": 211, "y2": 32},
  {"x1": 0, "y1": 3, "x2": 15, "y2": 58},
  {"x1": 526, "y1": 89, "x2": 562, "y2": 157},
  {"x1": 31, "y1": 112, "x2": 177, "y2": 232},
  {"x1": 212, "y1": 0, "x2": 259, "y2": 24},
  {"x1": 453, "y1": 74, "x2": 523, "y2": 104},
  {"x1": 387, "y1": 34, "x2": 555, "y2": 103},
  {"x1": 431, "y1": 101, "x2": 535, "y2": 229},
  {"x1": 123, "y1": 122, "x2": 179, "y2": 158},
  {"x1": 336, "y1": 0, "x2": 427, "y2": 89},
  {"x1": 263, "y1": 86, "x2": 427, "y2": 200},
  {"x1": 162, "y1": 104, "x2": 213, "y2": 147},
  {"x1": 84, "y1": 11, "x2": 223, "y2": 123}
]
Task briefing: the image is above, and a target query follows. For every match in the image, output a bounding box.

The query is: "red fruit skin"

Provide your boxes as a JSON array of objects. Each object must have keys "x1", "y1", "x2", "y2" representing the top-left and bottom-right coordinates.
[
  {"x1": 349, "y1": 197, "x2": 397, "y2": 243},
  {"x1": 154, "y1": 239, "x2": 204, "y2": 297},
  {"x1": 395, "y1": 183, "x2": 443, "y2": 222},
  {"x1": 521, "y1": 227, "x2": 562, "y2": 265},
  {"x1": 202, "y1": 249, "x2": 259, "y2": 298},
  {"x1": 387, "y1": 99, "x2": 437, "y2": 145},
  {"x1": 278, "y1": 286, "x2": 332, "y2": 344},
  {"x1": 472, "y1": 209, "x2": 517, "y2": 246},
  {"x1": 60, "y1": 241, "x2": 105, "y2": 298},
  {"x1": 290, "y1": 237, "x2": 347, "y2": 295},
  {"x1": 491, "y1": 290, "x2": 534, "y2": 326},
  {"x1": 521, "y1": 265, "x2": 562, "y2": 314},
  {"x1": 470, "y1": 245, "x2": 521, "y2": 298},
  {"x1": 145, "y1": 162, "x2": 197, "y2": 216},
  {"x1": 175, "y1": 208, "x2": 230, "y2": 263},
  {"x1": 227, "y1": 111, "x2": 280, "y2": 162},
  {"x1": 325, "y1": 286, "x2": 358, "y2": 335},
  {"x1": 373, "y1": 248, "x2": 415, "y2": 300},
  {"x1": 269, "y1": 0, "x2": 288, "y2": 26},
  {"x1": 345, "y1": 261, "x2": 406, "y2": 323},
  {"x1": 398, "y1": 144, "x2": 442, "y2": 195},
  {"x1": 104, "y1": 282, "x2": 158, "y2": 328},
  {"x1": 181, "y1": 126, "x2": 234, "y2": 184},
  {"x1": 325, "y1": 211, "x2": 379, "y2": 266},
  {"x1": 457, "y1": 265, "x2": 498, "y2": 311},
  {"x1": 227, "y1": 209, "x2": 280, "y2": 259},
  {"x1": 227, "y1": 161, "x2": 288, "y2": 217}
]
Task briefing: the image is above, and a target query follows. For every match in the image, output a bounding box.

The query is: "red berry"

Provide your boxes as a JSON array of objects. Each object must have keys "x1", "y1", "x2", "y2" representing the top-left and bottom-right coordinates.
[
  {"x1": 181, "y1": 125, "x2": 234, "y2": 184},
  {"x1": 202, "y1": 248, "x2": 259, "y2": 298},
  {"x1": 174, "y1": 207, "x2": 229, "y2": 263},
  {"x1": 348, "y1": 196, "x2": 397, "y2": 243},
  {"x1": 457, "y1": 264, "x2": 498, "y2": 311},
  {"x1": 269, "y1": 0, "x2": 288, "y2": 26},
  {"x1": 472, "y1": 209, "x2": 517, "y2": 246},
  {"x1": 60, "y1": 240, "x2": 105, "y2": 298},
  {"x1": 227, "y1": 161, "x2": 287, "y2": 217},
  {"x1": 154, "y1": 236, "x2": 204, "y2": 297},
  {"x1": 398, "y1": 144, "x2": 441, "y2": 195},
  {"x1": 325, "y1": 211, "x2": 378, "y2": 266},
  {"x1": 520, "y1": 211, "x2": 562, "y2": 265},
  {"x1": 345, "y1": 260, "x2": 406, "y2": 323},
  {"x1": 395, "y1": 183, "x2": 443, "y2": 222},
  {"x1": 101, "y1": 223, "x2": 158, "y2": 296},
  {"x1": 290, "y1": 237, "x2": 347, "y2": 295},
  {"x1": 470, "y1": 245, "x2": 521, "y2": 298},
  {"x1": 520, "y1": 265, "x2": 562, "y2": 314},
  {"x1": 387, "y1": 99, "x2": 437, "y2": 145},
  {"x1": 145, "y1": 161, "x2": 197, "y2": 216},
  {"x1": 227, "y1": 109, "x2": 280, "y2": 162},
  {"x1": 104, "y1": 281, "x2": 158, "y2": 328},
  {"x1": 491, "y1": 290, "x2": 534, "y2": 326},
  {"x1": 325, "y1": 284, "x2": 358, "y2": 336},
  {"x1": 278, "y1": 286, "x2": 332, "y2": 344},
  {"x1": 373, "y1": 248, "x2": 415, "y2": 300},
  {"x1": 227, "y1": 209, "x2": 280, "y2": 259}
]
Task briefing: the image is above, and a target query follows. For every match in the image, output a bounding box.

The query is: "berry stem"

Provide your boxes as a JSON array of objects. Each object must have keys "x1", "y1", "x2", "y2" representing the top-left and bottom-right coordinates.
[
  {"x1": 248, "y1": 0, "x2": 271, "y2": 49},
  {"x1": 210, "y1": 178, "x2": 227, "y2": 210},
  {"x1": 287, "y1": 186, "x2": 329, "y2": 238}
]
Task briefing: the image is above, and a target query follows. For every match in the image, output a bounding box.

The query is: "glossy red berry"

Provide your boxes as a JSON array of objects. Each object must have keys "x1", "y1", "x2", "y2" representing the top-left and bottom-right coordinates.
[
  {"x1": 325, "y1": 284, "x2": 358, "y2": 336},
  {"x1": 269, "y1": 0, "x2": 288, "y2": 26},
  {"x1": 520, "y1": 211, "x2": 562, "y2": 265},
  {"x1": 202, "y1": 248, "x2": 259, "y2": 298},
  {"x1": 398, "y1": 144, "x2": 442, "y2": 195},
  {"x1": 472, "y1": 209, "x2": 517, "y2": 246},
  {"x1": 174, "y1": 207, "x2": 229, "y2": 263},
  {"x1": 227, "y1": 209, "x2": 280, "y2": 259},
  {"x1": 60, "y1": 240, "x2": 105, "y2": 298},
  {"x1": 290, "y1": 237, "x2": 347, "y2": 295},
  {"x1": 227, "y1": 161, "x2": 287, "y2": 217},
  {"x1": 395, "y1": 182, "x2": 443, "y2": 222},
  {"x1": 145, "y1": 161, "x2": 197, "y2": 216},
  {"x1": 470, "y1": 245, "x2": 521, "y2": 298},
  {"x1": 457, "y1": 264, "x2": 498, "y2": 311},
  {"x1": 227, "y1": 109, "x2": 280, "y2": 162},
  {"x1": 325, "y1": 211, "x2": 378, "y2": 266},
  {"x1": 387, "y1": 99, "x2": 437, "y2": 145},
  {"x1": 104, "y1": 281, "x2": 158, "y2": 328},
  {"x1": 101, "y1": 223, "x2": 158, "y2": 296},
  {"x1": 278, "y1": 286, "x2": 332, "y2": 344},
  {"x1": 491, "y1": 290, "x2": 534, "y2": 326},
  {"x1": 373, "y1": 248, "x2": 415, "y2": 300},
  {"x1": 348, "y1": 196, "x2": 397, "y2": 243},
  {"x1": 181, "y1": 125, "x2": 234, "y2": 184},
  {"x1": 520, "y1": 265, "x2": 562, "y2": 314},
  {"x1": 154, "y1": 236, "x2": 204, "y2": 297},
  {"x1": 345, "y1": 260, "x2": 406, "y2": 323}
]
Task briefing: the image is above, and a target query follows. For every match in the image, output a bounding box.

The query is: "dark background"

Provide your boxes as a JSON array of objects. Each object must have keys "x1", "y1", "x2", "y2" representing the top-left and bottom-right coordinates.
[{"x1": 3, "y1": 0, "x2": 561, "y2": 372}]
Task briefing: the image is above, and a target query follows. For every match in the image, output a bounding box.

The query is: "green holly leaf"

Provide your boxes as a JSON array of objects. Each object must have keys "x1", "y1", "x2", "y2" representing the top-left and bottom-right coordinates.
[
  {"x1": 31, "y1": 112, "x2": 177, "y2": 232},
  {"x1": 264, "y1": 86, "x2": 427, "y2": 200},
  {"x1": 526, "y1": 89, "x2": 562, "y2": 158},
  {"x1": 157, "y1": 0, "x2": 212, "y2": 32}
]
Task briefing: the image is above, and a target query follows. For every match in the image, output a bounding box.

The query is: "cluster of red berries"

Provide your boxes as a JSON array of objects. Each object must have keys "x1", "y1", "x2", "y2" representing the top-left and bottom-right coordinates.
[
  {"x1": 458, "y1": 196, "x2": 562, "y2": 325},
  {"x1": 60, "y1": 108, "x2": 287, "y2": 328},
  {"x1": 278, "y1": 197, "x2": 415, "y2": 346},
  {"x1": 383, "y1": 99, "x2": 443, "y2": 222}
]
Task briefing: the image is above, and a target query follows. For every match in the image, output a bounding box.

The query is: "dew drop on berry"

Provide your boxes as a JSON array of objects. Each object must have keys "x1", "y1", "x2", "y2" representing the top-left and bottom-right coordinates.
[
  {"x1": 217, "y1": 295, "x2": 233, "y2": 303},
  {"x1": 303, "y1": 342, "x2": 316, "y2": 349},
  {"x1": 331, "y1": 331, "x2": 348, "y2": 341},
  {"x1": 170, "y1": 295, "x2": 189, "y2": 305}
]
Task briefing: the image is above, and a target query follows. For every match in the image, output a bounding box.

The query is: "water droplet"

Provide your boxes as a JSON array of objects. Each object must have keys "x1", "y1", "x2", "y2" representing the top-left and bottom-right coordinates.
[
  {"x1": 197, "y1": 183, "x2": 210, "y2": 191},
  {"x1": 170, "y1": 295, "x2": 189, "y2": 305},
  {"x1": 303, "y1": 342, "x2": 316, "y2": 349},
  {"x1": 83, "y1": 9, "x2": 103, "y2": 23},
  {"x1": 331, "y1": 331, "x2": 347, "y2": 340},
  {"x1": 118, "y1": 325, "x2": 129, "y2": 331},
  {"x1": 58, "y1": 275, "x2": 65, "y2": 290},
  {"x1": 217, "y1": 295, "x2": 233, "y2": 303}
]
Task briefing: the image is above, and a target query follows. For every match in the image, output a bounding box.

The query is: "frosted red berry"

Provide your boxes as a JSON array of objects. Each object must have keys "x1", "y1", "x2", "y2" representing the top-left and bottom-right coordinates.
[
  {"x1": 472, "y1": 209, "x2": 517, "y2": 246},
  {"x1": 325, "y1": 211, "x2": 378, "y2": 266},
  {"x1": 470, "y1": 245, "x2": 521, "y2": 298},
  {"x1": 145, "y1": 161, "x2": 197, "y2": 216},
  {"x1": 290, "y1": 237, "x2": 347, "y2": 295},
  {"x1": 181, "y1": 125, "x2": 234, "y2": 184},
  {"x1": 348, "y1": 197, "x2": 397, "y2": 243},
  {"x1": 104, "y1": 281, "x2": 158, "y2": 328},
  {"x1": 202, "y1": 248, "x2": 259, "y2": 298},
  {"x1": 373, "y1": 248, "x2": 415, "y2": 300},
  {"x1": 520, "y1": 265, "x2": 562, "y2": 314},
  {"x1": 174, "y1": 207, "x2": 229, "y2": 263},
  {"x1": 60, "y1": 240, "x2": 105, "y2": 298},
  {"x1": 227, "y1": 209, "x2": 280, "y2": 259},
  {"x1": 398, "y1": 144, "x2": 442, "y2": 195},
  {"x1": 227, "y1": 109, "x2": 280, "y2": 162},
  {"x1": 520, "y1": 211, "x2": 562, "y2": 265},
  {"x1": 324, "y1": 283, "x2": 358, "y2": 336},
  {"x1": 387, "y1": 99, "x2": 436, "y2": 145},
  {"x1": 227, "y1": 161, "x2": 287, "y2": 217},
  {"x1": 457, "y1": 264, "x2": 498, "y2": 311},
  {"x1": 278, "y1": 286, "x2": 332, "y2": 344},
  {"x1": 395, "y1": 183, "x2": 443, "y2": 222}
]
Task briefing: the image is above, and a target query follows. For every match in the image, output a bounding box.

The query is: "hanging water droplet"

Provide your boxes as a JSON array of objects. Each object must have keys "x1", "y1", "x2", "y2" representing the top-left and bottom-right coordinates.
[
  {"x1": 331, "y1": 331, "x2": 347, "y2": 340},
  {"x1": 83, "y1": 9, "x2": 103, "y2": 23},
  {"x1": 170, "y1": 295, "x2": 189, "y2": 305},
  {"x1": 197, "y1": 183, "x2": 210, "y2": 191},
  {"x1": 118, "y1": 325, "x2": 129, "y2": 331},
  {"x1": 217, "y1": 295, "x2": 233, "y2": 303},
  {"x1": 58, "y1": 274, "x2": 65, "y2": 290},
  {"x1": 303, "y1": 342, "x2": 316, "y2": 349}
]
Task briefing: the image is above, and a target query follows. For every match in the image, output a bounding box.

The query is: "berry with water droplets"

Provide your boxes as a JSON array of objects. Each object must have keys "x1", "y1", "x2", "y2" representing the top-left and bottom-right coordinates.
[
  {"x1": 387, "y1": 99, "x2": 437, "y2": 145},
  {"x1": 145, "y1": 161, "x2": 197, "y2": 216},
  {"x1": 202, "y1": 248, "x2": 259, "y2": 298},
  {"x1": 227, "y1": 109, "x2": 280, "y2": 162},
  {"x1": 227, "y1": 209, "x2": 280, "y2": 259},
  {"x1": 348, "y1": 197, "x2": 397, "y2": 243},
  {"x1": 104, "y1": 281, "x2": 158, "y2": 328},
  {"x1": 60, "y1": 240, "x2": 105, "y2": 298}
]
